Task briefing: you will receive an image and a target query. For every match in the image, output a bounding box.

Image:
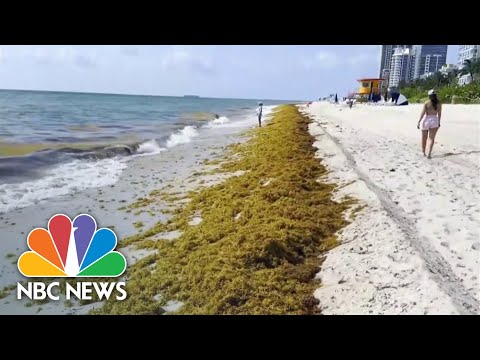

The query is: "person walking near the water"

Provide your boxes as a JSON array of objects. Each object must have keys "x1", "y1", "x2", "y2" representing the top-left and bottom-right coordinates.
[
  {"x1": 417, "y1": 89, "x2": 442, "y2": 158},
  {"x1": 257, "y1": 102, "x2": 263, "y2": 127}
]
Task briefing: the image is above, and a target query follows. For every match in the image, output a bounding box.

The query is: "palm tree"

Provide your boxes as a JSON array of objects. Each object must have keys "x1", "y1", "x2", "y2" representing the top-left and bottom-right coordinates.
[
  {"x1": 432, "y1": 71, "x2": 448, "y2": 86},
  {"x1": 460, "y1": 59, "x2": 480, "y2": 83},
  {"x1": 447, "y1": 69, "x2": 460, "y2": 86},
  {"x1": 446, "y1": 69, "x2": 460, "y2": 86}
]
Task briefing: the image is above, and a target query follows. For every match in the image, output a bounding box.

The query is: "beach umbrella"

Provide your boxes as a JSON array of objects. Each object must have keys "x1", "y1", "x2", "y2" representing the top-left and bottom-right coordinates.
[{"x1": 396, "y1": 94, "x2": 409, "y2": 106}]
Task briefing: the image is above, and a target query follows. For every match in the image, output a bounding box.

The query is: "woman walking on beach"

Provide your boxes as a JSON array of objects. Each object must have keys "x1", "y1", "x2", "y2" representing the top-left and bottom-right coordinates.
[{"x1": 417, "y1": 89, "x2": 442, "y2": 158}]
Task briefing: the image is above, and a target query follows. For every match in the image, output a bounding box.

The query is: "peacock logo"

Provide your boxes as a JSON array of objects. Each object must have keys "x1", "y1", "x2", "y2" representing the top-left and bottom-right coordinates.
[{"x1": 18, "y1": 214, "x2": 127, "y2": 278}]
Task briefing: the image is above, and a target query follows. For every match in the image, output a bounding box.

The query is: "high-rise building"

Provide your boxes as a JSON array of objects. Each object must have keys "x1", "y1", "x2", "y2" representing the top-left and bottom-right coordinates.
[
  {"x1": 458, "y1": 45, "x2": 479, "y2": 66},
  {"x1": 458, "y1": 45, "x2": 480, "y2": 85},
  {"x1": 389, "y1": 47, "x2": 415, "y2": 87},
  {"x1": 379, "y1": 45, "x2": 412, "y2": 79},
  {"x1": 412, "y1": 45, "x2": 448, "y2": 80}
]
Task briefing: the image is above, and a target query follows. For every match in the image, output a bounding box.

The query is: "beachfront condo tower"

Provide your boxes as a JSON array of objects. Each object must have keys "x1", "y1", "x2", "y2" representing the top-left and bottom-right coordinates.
[
  {"x1": 412, "y1": 45, "x2": 448, "y2": 80},
  {"x1": 458, "y1": 45, "x2": 480, "y2": 85},
  {"x1": 379, "y1": 45, "x2": 413, "y2": 80},
  {"x1": 388, "y1": 47, "x2": 415, "y2": 88}
]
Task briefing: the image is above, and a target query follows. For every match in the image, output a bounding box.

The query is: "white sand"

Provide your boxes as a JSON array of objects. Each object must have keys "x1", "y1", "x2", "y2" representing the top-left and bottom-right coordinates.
[{"x1": 302, "y1": 102, "x2": 480, "y2": 315}]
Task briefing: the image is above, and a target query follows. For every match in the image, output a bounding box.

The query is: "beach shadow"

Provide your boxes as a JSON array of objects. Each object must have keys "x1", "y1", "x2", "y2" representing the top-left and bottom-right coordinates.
[{"x1": 432, "y1": 150, "x2": 480, "y2": 159}]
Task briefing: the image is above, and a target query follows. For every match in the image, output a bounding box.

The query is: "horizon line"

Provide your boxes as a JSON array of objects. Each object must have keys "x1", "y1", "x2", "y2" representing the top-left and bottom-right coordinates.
[{"x1": 0, "y1": 88, "x2": 304, "y2": 103}]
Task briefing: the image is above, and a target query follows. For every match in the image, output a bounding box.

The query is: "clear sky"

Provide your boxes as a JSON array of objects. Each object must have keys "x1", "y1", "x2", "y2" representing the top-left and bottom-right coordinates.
[{"x1": 0, "y1": 45, "x2": 459, "y2": 100}]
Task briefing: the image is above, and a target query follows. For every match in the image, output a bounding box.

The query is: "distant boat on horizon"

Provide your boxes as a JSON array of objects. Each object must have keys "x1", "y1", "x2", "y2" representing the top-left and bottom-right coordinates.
[{"x1": 184, "y1": 95, "x2": 200, "y2": 98}]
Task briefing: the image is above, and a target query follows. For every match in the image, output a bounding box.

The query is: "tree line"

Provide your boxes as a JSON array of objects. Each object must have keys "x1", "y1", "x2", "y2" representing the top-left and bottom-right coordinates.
[{"x1": 398, "y1": 59, "x2": 480, "y2": 104}]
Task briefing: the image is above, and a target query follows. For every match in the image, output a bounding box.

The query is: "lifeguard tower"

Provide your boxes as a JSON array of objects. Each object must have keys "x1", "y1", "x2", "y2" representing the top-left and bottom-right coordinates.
[
  {"x1": 356, "y1": 78, "x2": 384, "y2": 101},
  {"x1": 357, "y1": 78, "x2": 384, "y2": 95}
]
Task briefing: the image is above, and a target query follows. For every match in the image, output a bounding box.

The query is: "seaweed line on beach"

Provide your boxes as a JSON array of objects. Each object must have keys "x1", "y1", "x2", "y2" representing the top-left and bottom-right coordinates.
[{"x1": 94, "y1": 105, "x2": 355, "y2": 315}]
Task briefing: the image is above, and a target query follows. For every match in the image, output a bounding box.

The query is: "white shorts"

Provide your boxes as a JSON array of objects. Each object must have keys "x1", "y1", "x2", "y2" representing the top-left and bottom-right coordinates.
[{"x1": 421, "y1": 115, "x2": 439, "y2": 130}]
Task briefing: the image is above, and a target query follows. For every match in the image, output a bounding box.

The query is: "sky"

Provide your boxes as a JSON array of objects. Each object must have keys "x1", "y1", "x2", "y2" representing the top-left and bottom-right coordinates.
[{"x1": 0, "y1": 45, "x2": 460, "y2": 100}]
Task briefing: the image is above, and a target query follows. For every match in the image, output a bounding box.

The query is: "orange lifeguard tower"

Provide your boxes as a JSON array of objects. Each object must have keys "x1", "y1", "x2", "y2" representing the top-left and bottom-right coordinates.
[{"x1": 356, "y1": 78, "x2": 384, "y2": 96}]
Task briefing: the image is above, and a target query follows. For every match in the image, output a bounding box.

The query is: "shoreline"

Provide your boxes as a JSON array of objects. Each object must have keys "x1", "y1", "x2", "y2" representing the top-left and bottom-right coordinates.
[
  {"x1": 0, "y1": 111, "x2": 258, "y2": 214},
  {"x1": 0, "y1": 108, "x2": 271, "y2": 314},
  {"x1": 2, "y1": 101, "x2": 478, "y2": 315},
  {"x1": 95, "y1": 105, "x2": 353, "y2": 315}
]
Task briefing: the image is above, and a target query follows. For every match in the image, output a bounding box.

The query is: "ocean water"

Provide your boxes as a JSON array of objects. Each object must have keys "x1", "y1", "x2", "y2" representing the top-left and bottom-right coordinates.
[{"x1": 0, "y1": 90, "x2": 288, "y2": 213}]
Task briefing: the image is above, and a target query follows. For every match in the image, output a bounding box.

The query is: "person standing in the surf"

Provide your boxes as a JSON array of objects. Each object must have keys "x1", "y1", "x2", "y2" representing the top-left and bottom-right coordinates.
[{"x1": 256, "y1": 102, "x2": 263, "y2": 127}]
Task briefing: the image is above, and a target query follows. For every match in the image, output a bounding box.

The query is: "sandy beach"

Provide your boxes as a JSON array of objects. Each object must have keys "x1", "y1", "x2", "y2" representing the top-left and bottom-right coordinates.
[
  {"x1": 302, "y1": 102, "x2": 480, "y2": 314},
  {"x1": 1, "y1": 100, "x2": 478, "y2": 315},
  {"x1": 2, "y1": 45, "x2": 478, "y2": 316}
]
